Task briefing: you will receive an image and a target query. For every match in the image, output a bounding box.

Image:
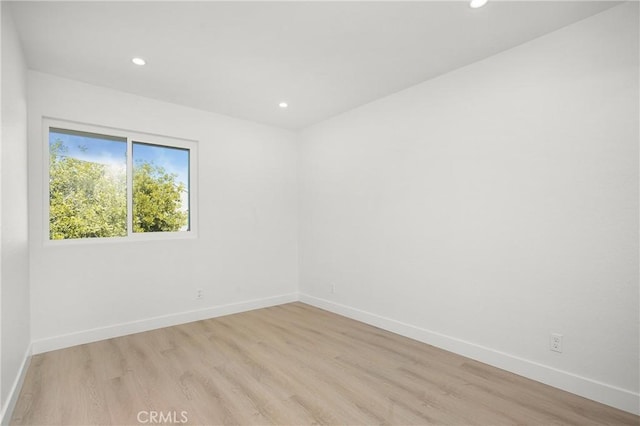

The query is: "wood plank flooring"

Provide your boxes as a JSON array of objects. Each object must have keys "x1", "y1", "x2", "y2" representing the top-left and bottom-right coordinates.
[{"x1": 11, "y1": 302, "x2": 639, "y2": 425}]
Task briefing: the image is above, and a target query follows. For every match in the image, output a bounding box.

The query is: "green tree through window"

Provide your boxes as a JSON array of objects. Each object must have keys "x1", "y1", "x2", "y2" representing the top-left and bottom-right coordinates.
[
  {"x1": 49, "y1": 139, "x2": 127, "y2": 239},
  {"x1": 133, "y1": 161, "x2": 188, "y2": 233},
  {"x1": 49, "y1": 128, "x2": 191, "y2": 240}
]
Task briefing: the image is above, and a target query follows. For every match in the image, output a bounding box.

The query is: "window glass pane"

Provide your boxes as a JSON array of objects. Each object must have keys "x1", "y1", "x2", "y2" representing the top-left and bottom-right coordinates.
[
  {"x1": 49, "y1": 128, "x2": 127, "y2": 240},
  {"x1": 132, "y1": 142, "x2": 190, "y2": 233}
]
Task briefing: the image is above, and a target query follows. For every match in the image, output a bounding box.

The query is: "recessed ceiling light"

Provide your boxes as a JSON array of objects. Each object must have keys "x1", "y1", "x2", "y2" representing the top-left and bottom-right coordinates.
[
  {"x1": 132, "y1": 57, "x2": 146, "y2": 66},
  {"x1": 279, "y1": 102, "x2": 288, "y2": 108},
  {"x1": 470, "y1": 0, "x2": 488, "y2": 8}
]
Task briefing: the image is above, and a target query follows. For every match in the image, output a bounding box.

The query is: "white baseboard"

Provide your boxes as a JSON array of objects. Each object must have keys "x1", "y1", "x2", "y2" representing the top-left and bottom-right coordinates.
[
  {"x1": 0, "y1": 344, "x2": 32, "y2": 426},
  {"x1": 299, "y1": 293, "x2": 640, "y2": 416},
  {"x1": 31, "y1": 292, "x2": 299, "y2": 354}
]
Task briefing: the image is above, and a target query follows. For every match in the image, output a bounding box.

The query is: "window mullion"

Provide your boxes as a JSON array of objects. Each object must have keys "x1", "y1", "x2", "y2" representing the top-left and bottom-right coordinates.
[{"x1": 127, "y1": 137, "x2": 134, "y2": 236}]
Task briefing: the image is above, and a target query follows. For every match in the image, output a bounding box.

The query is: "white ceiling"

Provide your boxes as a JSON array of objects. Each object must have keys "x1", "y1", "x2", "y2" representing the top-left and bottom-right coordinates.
[{"x1": 9, "y1": 1, "x2": 619, "y2": 130}]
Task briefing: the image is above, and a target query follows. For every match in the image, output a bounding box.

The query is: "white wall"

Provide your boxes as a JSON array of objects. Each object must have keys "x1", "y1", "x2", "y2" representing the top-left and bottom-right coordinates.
[
  {"x1": 28, "y1": 72, "x2": 299, "y2": 350},
  {"x1": 299, "y1": 3, "x2": 639, "y2": 413},
  {"x1": 1, "y1": 2, "x2": 31, "y2": 418}
]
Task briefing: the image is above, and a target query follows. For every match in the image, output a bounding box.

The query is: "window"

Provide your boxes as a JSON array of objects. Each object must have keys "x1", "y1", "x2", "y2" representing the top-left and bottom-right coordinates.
[
  {"x1": 132, "y1": 142, "x2": 191, "y2": 233},
  {"x1": 46, "y1": 119, "x2": 197, "y2": 242}
]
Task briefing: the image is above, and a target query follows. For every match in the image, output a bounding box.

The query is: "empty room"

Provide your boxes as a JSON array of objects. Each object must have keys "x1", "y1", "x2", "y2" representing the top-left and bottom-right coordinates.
[{"x1": 1, "y1": 0, "x2": 638, "y2": 425}]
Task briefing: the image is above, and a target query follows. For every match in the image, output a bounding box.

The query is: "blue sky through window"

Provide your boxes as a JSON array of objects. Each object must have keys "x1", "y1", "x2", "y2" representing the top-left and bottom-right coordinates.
[
  {"x1": 49, "y1": 129, "x2": 126, "y2": 169},
  {"x1": 132, "y1": 142, "x2": 189, "y2": 191}
]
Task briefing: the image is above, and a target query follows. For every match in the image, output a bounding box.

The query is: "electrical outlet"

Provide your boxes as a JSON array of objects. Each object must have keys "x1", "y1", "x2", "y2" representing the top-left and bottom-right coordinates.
[
  {"x1": 331, "y1": 284, "x2": 336, "y2": 294},
  {"x1": 550, "y1": 333, "x2": 563, "y2": 353},
  {"x1": 196, "y1": 288, "x2": 204, "y2": 300}
]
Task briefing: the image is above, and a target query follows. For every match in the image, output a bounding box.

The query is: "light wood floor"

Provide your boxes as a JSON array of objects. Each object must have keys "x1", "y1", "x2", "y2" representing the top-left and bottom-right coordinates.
[{"x1": 11, "y1": 302, "x2": 639, "y2": 425}]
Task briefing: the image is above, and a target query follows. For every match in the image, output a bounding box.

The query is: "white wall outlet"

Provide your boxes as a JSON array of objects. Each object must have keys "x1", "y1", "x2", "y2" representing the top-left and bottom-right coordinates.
[
  {"x1": 196, "y1": 288, "x2": 204, "y2": 300},
  {"x1": 331, "y1": 284, "x2": 336, "y2": 294},
  {"x1": 550, "y1": 333, "x2": 563, "y2": 353}
]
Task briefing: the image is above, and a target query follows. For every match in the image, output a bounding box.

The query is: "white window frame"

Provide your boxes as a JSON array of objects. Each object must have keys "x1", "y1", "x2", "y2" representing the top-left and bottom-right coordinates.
[{"x1": 43, "y1": 118, "x2": 198, "y2": 245}]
